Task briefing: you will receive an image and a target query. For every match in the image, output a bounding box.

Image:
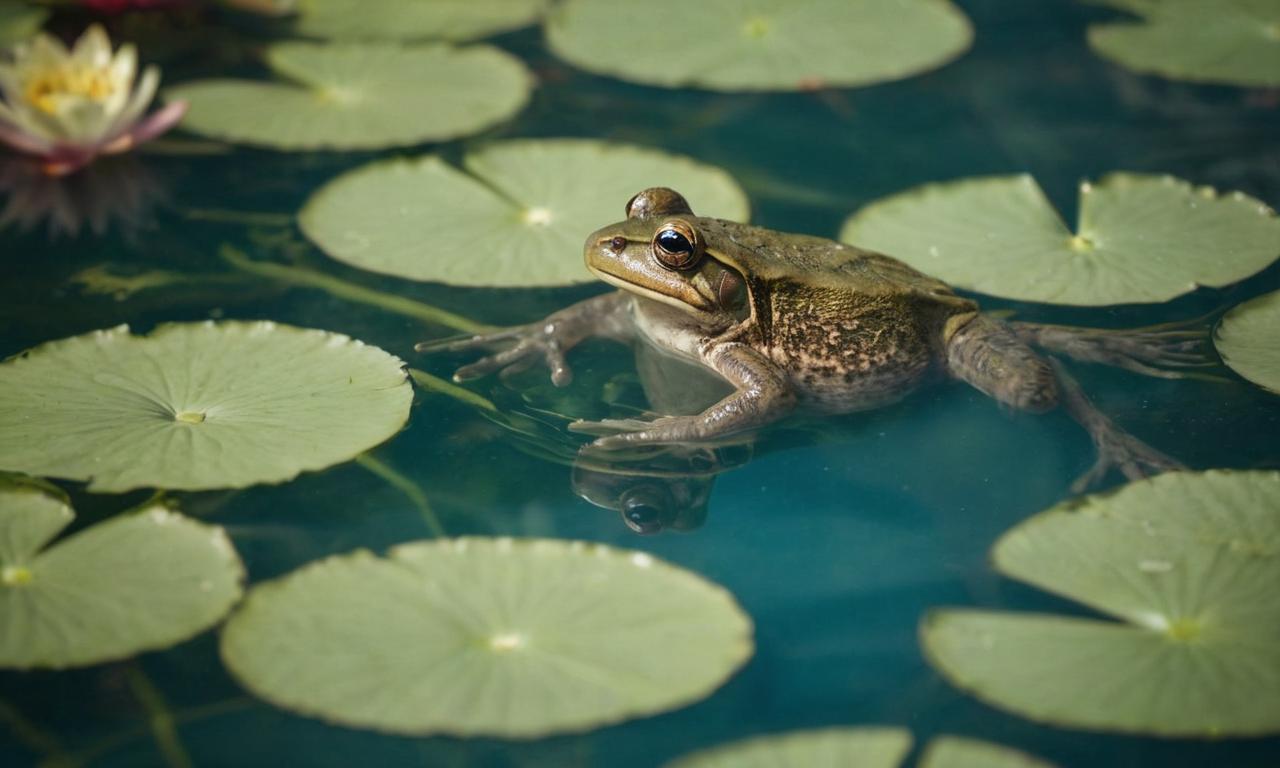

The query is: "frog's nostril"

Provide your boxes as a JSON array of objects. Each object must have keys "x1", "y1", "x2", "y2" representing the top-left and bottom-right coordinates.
[{"x1": 608, "y1": 236, "x2": 627, "y2": 253}]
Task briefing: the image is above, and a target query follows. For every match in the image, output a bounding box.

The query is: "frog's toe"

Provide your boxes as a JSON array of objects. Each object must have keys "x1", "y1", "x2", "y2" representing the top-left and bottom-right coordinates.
[
  {"x1": 1071, "y1": 430, "x2": 1184, "y2": 493},
  {"x1": 568, "y1": 417, "x2": 657, "y2": 436}
]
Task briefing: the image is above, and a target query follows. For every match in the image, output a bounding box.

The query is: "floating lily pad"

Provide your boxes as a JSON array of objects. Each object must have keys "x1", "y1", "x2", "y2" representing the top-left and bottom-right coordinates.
[
  {"x1": 299, "y1": 139, "x2": 749, "y2": 286},
  {"x1": 0, "y1": 484, "x2": 243, "y2": 668},
  {"x1": 919, "y1": 736, "x2": 1056, "y2": 768},
  {"x1": 1087, "y1": 0, "x2": 1280, "y2": 87},
  {"x1": 666, "y1": 727, "x2": 912, "y2": 768},
  {"x1": 167, "y1": 41, "x2": 530, "y2": 150},
  {"x1": 841, "y1": 173, "x2": 1280, "y2": 305},
  {"x1": 921, "y1": 470, "x2": 1280, "y2": 737},
  {"x1": 221, "y1": 537, "x2": 753, "y2": 737},
  {"x1": 545, "y1": 0, "x2": 972, "y2": 91},
  {"x1": 0, "y1": 5, "x2": 47, "y2": 48},
  {"x1": 0, "y1": 321, "x2": 411, "y2": 492},
  {"x1": 1216, "y1": 289, "x2": 1280, "y2": 394},
  {"x1": 290, "y1": 0, "x2": 547, "y2": 42}
]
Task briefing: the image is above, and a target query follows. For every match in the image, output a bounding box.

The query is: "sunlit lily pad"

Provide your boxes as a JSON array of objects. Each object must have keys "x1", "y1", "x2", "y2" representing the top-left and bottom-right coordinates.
[
  {"x1": 0, "y1": 321, "x2": 411, "y2": 492},
  {"x1": 841, "y1": 173, "x2": 1280, "y2": 305},
  {"x1": 0, "y1": 483, "x2": 243, "y2": 668},
  {"x1": 545, "y1": 0, "x2": 972, "y2": 91},
  {"x1": 290, "y1": 0, "x2": 547, "y2": 42},
  {"x1": 1216, "y1": 289, "x2": 1280, "y2": 394},
  {"x1": 921, "y1": 470, "x2": 1280, "y2": 736},
  {"x1": 299, "y1": 139, "x2": 749, "y2": 286},
  {"x1": 1087, "y1": 0, "x2": 1280, "y2": 87},
  {"x1": 167, "y1": 41, "x2": 530, "y2": 150},
  {"x1": 221, "y1": 537, "x2": 753, "y2": 737},
  {"x1": 665, "y1": 728, "x2": 1055, "y2": 768},
  {"x1": 0, "y1": 5, "x2": 47, "y2": 48}
]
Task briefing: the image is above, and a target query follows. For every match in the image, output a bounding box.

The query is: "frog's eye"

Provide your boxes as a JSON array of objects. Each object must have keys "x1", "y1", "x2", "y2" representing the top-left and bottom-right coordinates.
[
  {"x1": 652, "y1": 221, "x2": 703, "y2": 270},
  {"x1": 620, "y1": 485, "x2": 673, "y2": 534}
]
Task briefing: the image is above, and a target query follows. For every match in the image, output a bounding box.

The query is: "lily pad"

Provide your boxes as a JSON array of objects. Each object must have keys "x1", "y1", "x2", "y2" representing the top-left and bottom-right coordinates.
[
  {"x1": 290, "y1": 0, "x2": 547, "y2": 42},
  {"x1": 220, "y1": 537, "x2": 753, "y2": 737},
  {"x1": 167, "y1": 41, "x2": 530, "y2": 150},
  {"x1": 0, "y1": 321, "x2": 412, "y2": 493},
  {"x1": 299, "y1": 139, "x2": 749, "y2": 286},
  {"x1": 0, "y1": 5, "x2": 47, "y2": 48},
  {"x1": 665, "y1": 729, "x2": 1055, "y2": 768},
  {"x1": 1, "y1": 483, "x2": 244, "y2": 668},
  {"x1": 841, "y1": 173, "x2": 1280, "y2": 305},
  {"x1": 1215, "y1": 289, "x2": 1280, "y2": 394},
  {"x1": 921, "y1": 470, "x2": 1280, "y2": 737},
  {"x1": 1087, "y1": 0, "x2": 1280, "y2": 87},
  {"x1": 545, "y1": 0, "x2": 972, "y2": 91}
]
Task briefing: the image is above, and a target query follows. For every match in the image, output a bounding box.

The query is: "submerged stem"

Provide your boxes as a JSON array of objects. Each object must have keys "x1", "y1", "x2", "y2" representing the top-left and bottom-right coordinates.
[
  {"x1": 355, "y1": 453, "x2": 446, "y2": 538},
  {"x1": 181, "y1": 208, "x2": 294, "y2": 227},
  {"x1": 408, "y1": 368, "x2": 498, "y2": 413},
  {"x1": 123, "y1": 665, "x2": 193, "y2": 768},
  {"x1": 0, "y1": 698, "x2": 70, "y2": 765},
  {"x1": 52, "y1": 698, "x2": 253, "y2": 768},
  {"x1": 220, "y1": 245, "x2": 490, "y2": 334}
]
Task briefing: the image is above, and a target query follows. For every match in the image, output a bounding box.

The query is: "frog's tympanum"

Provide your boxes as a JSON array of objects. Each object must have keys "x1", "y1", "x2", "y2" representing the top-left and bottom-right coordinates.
[{"x1": 422, "y1": 188, "x2": 1203, "y2": 490}]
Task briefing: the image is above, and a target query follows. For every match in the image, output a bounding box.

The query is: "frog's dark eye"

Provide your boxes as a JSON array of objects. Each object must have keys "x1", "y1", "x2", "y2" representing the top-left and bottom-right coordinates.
[
  {"x1": 652, "y1": 220, "x2": 702, "y2": 270},
  {"x1": 620, "y1": 486, "x2": 673, "y2": 534}
]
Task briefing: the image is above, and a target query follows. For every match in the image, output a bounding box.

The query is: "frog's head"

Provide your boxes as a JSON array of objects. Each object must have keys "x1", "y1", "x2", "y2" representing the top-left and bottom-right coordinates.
[{"x1": 584, "y1": 187, "x2": 750, "y2": 324}]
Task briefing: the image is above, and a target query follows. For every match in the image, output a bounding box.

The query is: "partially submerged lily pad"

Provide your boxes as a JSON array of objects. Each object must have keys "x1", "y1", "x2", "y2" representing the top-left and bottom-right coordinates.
[
  {"x1": 1087, "y1": 0, "x2": 1280, "y2": 87},
  {"x1": 1215, "y1": 289, "x2": 1280, "y2": 394},
  {"x1": 167, "y1": 42, "x2": 530, "y2": 150},
  {"x1": 841, "y1": 173, "x2": 1280, "y2": 305},
  {"x1": 0, "y1": 482, "x2": 243, "y2": 668},
  {"x1": 299, "y1": 139, "x2": 749, "y2": 286},
  {"x1": 290, "y1": 0, "x2": 547, "y2": 42},
  {"x1": 221, "y1": 537, "x2": 753, "y2": 737},
  {"x1": 665, "y1": 728, "x2": 1055, "y2": 768},
  {"x1": 921, "y1": 470, "x2": 1280, "y2": 736},
  {"x1": 545, "y1": 0, "x2": 972, "y2": 91},
  {"x1": 0, "y1": 321, "x2": 412, "y2": 492}
]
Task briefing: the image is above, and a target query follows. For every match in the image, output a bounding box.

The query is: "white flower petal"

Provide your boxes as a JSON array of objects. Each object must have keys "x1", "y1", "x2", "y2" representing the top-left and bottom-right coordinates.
[
  {"x1": 72, "y1": 25, "x2": 113, "y2": 69},
  {"x1": 104, "y1": 65, "x2": 159, "y2": 140},
  {"x1": 101, "y1": 44, "x2": 137, "y2": 120}
]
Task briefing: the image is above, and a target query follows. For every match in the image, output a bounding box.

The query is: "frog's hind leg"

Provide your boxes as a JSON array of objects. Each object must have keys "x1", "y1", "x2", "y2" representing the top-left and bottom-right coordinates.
[
  {"x1": 944, "y1": 314, "x2": 1181, "y2": 491},
  {"x1": 1008, "y1": 319, "x2": 1214, "y2": 379}
]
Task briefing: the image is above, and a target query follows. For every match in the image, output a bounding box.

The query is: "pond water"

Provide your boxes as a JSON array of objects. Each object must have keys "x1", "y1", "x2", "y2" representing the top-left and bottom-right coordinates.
[{"x1": 2, "y1": 0, "x2": 1279, "y2": 766}]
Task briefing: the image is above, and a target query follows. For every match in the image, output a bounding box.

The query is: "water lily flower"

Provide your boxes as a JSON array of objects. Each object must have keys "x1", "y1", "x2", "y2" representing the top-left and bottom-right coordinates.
[{"x1": 0, "y1": 25, "x2": 186, "y2": 176}]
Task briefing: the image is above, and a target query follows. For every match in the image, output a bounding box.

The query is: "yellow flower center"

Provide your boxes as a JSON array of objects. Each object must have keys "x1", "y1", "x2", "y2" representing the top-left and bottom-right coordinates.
[{"x1": 24, "y1": 65, "x2": 120, "y2": 115}]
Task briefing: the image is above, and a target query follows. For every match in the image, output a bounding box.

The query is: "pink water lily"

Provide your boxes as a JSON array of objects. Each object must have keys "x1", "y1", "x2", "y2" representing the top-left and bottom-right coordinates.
[{"x1": 0, "y1": 25, "x2": 187, "y2": 176}]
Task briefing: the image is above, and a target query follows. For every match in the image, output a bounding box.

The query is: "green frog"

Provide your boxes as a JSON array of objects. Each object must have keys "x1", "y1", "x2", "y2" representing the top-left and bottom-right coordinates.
[{"x1": 420, "y1": 188, "x2": 1204, "y2": 490}]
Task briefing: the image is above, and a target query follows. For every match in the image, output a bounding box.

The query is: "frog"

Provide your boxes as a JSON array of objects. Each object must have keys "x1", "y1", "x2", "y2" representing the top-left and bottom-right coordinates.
[{"x1": 420, "y1": 187, "x2": 1206, "y2": 490}]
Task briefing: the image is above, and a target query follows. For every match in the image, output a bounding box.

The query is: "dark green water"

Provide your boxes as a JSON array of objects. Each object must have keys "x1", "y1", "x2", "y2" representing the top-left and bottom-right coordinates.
[{"x1": 2, "y1": 1, "x2": 1280, "y2": 766}]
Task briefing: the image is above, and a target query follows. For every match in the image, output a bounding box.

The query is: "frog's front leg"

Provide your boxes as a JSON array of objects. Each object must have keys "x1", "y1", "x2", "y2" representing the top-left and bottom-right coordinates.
[
  {"x1": 944, "y1": 313, "x2": 1182, "y2": 491},
  {"x1": 573, "y1": 342, "x2": 796, "y2": 450},
  {"x1": 416, "y1": 291, "x2": 633, "y2": 386}
]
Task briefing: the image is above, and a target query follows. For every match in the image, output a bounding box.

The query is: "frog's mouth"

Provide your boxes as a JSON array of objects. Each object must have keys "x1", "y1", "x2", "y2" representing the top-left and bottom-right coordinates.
[{"x1": 587, "y1": 262, "x2": 718, "y2": 316}]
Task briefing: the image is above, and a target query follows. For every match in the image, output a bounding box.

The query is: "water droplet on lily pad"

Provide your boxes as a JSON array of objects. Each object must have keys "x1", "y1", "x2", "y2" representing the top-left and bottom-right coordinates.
[
  {"x1": 664, "y1": 728, "x2": 1055, "y2": 768},
  {"x1": 921, "y1": 470, "x2": 1280, "y2": 737},
  {"x1": 167, "y1": 41, "x2": 531, "y2": 150},
  {"x1": 220, "y1": 537, "x2": 753, "y2": 737},
  {"x1": 0, "y1": 321, "x2": 412, "y2": 492},
  {"x1": 298, "y1": 139, "x2": 749, "y2": 286},
  {"x1": 0, "y1": 480, "x2": 243, "y2": 668},
  {"x1": 545, "y1": 0, "x2": 972, "y2": 91},
  {"x1": 289, "y1": 0, "x2": 547, "y2": 42},
  {"x1": 1087, "y1": 0, "x2": 1280, "y2": 87},
  {"x1": 841, "y1": 173, "x2": 1280, "y2": 305},
  {"x1": 1216, "y1": 289, "x2": 1280, "y2": 394}
]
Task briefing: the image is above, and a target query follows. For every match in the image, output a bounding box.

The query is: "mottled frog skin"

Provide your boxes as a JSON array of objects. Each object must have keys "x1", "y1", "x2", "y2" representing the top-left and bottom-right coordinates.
[{"x1": 422, "y1": 188, "x2": 1202, "y2": 490}]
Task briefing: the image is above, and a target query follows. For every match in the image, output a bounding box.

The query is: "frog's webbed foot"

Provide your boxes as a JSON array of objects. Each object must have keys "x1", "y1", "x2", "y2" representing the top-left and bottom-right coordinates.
[
  {"x1": 571, "y1": 415, "x2": 704, "y2": 450},
  {"x1": 1054, "y1": 359, "x2": 1184, "y2": 493},
  {"x1": 417, "y1": 325, "x2": 574, "y2": 385},
  {"x1": 415, "y1": 291, "x2": 632, "y2": 387},
  {"x1": 1010, "y1": 320, "x2": 1216, "y2": 379}
]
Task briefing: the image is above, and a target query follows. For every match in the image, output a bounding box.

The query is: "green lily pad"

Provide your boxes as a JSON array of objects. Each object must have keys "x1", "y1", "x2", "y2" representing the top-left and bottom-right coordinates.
[
  {"x1": 665, "y1": 729, "x2": 1055, "y2": 768},
  {"x1": 545, "y1": 0, "x2": 972, "y2": 91},
  {"x1": 221, "y1": 537, "x2": 753, "y2": 737},
  {"x1": 290, "y1": 0, "x2": 547, "y2": 42},
  {"x1": 921, "y1": 470, "x2": 1280, "y2": 737},
  {"x1": 841, "y1": 173, "x2": 1280, "y2": 305},
  {"x1": 0, "y1": 5, "x2": 47, "y2": 48},
  {"x1": 1, "y1": 484, "x2": 243, "y2": 669},
  {"x1": 1216, "y1": 289, "x2": 1280, "y2": 394},
  {"x1": 299, "y1": 139, "x2": 749, "y2": 286},
  {"x1": 0, "y1": 321, "x2": 412, "y2": 493},
  {"x1": 1087, "y1": 0, "x2": 1280, "y2": 87},
  {"x1": 167, "y1": 41, "x2": 531, "y2": 150},
  {"x1": 919, "y1": 736, "x2": 1057, "y2": 768}
]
